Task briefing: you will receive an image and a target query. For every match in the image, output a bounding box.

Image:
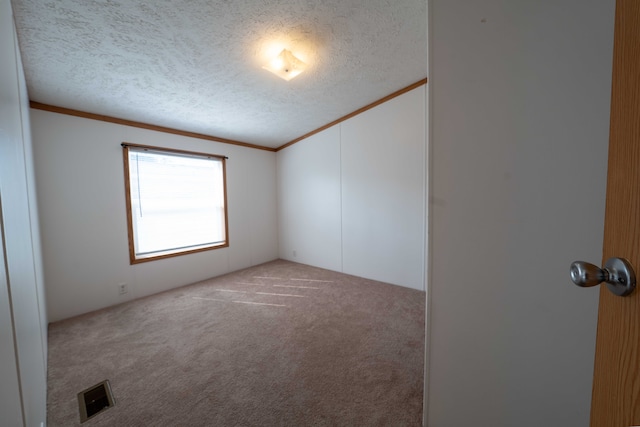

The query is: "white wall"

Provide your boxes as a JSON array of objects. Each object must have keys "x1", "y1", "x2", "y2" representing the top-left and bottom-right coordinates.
[
  {"x1": 277, "y1": 126, "x2": 343, "y2": 271},
  {"x1": 31, "y1": 111, "x2": 278, "y2": 322},
  {"x1": 278, "y1": 85, "x2": 426, "y2": 290},
  {"x1": 0, "y1": 0, "x2": 48, "y2": 425},
  {"x1": 428, "y1": 1, "x2": 614, "y2": 426}
]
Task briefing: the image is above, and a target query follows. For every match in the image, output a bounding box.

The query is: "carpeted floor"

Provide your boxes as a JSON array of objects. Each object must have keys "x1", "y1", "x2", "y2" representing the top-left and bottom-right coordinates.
[{"x1": 47, "y1": 260, "x2": 425, "y2": 426}]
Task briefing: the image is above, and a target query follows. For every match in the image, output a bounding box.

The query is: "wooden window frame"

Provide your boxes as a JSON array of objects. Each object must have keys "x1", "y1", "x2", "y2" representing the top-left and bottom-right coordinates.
[{"x1": 122, "y1": 142, "x2": 229, "y2": 264}]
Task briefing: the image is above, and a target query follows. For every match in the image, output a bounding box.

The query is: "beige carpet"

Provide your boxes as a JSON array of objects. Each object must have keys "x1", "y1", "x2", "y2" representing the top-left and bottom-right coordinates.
[{"x1": 47, "y1": 260, "x2": 425, "y2": 426}]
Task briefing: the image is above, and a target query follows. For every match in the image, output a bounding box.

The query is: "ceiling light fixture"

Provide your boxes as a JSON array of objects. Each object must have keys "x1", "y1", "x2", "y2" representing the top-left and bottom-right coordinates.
[{"x1": 262, "y1": 49, "x2": 306, "y2": 81}]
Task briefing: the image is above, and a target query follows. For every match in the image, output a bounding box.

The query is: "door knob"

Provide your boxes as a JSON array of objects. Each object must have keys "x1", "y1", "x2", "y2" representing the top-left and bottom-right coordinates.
[{"x1": 570, "y1": 257, "x2": 636, "y2": 296}]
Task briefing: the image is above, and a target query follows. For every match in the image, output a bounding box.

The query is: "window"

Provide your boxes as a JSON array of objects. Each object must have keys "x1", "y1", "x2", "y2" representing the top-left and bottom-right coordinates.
[{"x1": 122, "y1": 143, "x2": 228, "y2": 264}]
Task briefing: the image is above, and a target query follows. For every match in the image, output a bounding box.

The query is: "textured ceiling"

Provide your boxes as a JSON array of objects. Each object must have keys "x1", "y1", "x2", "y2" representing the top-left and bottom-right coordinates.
[{"x1": 11, "y1": 0, "x2": 427, "y2": 149}]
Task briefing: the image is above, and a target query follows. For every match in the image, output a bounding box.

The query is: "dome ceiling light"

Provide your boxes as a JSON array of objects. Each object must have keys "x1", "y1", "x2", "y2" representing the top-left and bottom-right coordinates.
[{"x1": 262, "y1": 49, "x2": 307, "y2": 81}]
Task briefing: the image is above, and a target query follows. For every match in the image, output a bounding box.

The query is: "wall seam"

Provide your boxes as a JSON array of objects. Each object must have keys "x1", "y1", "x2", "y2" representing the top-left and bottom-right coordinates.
[
  {"x1": 423, "y1": 1, "x2": 432, "y2": 425},
  {"x1": 339, "y1": 123, "x2": 344, "y2": 273}
]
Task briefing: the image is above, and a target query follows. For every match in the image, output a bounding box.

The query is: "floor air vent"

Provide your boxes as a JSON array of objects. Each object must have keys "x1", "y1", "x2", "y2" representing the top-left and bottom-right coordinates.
[{"x1": 78, "y1": 380, "x2": 115, "y2": 423}]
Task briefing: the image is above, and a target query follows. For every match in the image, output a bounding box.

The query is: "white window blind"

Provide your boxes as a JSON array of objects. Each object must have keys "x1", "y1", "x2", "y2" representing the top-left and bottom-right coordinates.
[{"x1": 124, "y1": 145, "x2": 227, "y2": 262}]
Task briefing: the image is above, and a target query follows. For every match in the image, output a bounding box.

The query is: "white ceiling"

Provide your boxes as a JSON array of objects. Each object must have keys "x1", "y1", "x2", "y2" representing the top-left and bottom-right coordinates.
[{"x1": 11, "y1": 0, "x2": 427, "y2": 149}]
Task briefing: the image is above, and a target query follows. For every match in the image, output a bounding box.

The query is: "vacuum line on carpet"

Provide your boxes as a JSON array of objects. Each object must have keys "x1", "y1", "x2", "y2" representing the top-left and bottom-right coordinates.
[
  {"x1": 256, "y1": 292, "x2": 306, "y2": 298},
  {"x1": 253, "y1": 276, "x2": 284, "y2": 280},
  {"x1": 192, "y1": 296, "x2": 288, "y2": 307},
  {"x1": 273, "y1": 285, "x2": 320, "y2": 289},
  {"x1": 215, "y1": 289, "x2": 247, "y2": 293},
  {"x1": 232, "y1": 300, "x2": 288, "y2": 307},
  {"x1": 290, "y1": 278, "x2": 334, "y2": 283}
]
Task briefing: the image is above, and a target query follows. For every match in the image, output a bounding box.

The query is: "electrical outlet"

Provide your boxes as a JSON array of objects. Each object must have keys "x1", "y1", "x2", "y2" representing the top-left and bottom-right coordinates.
[
  {"x1": 293, "y1": 250, "x2": 297, "y2": 258},
  {"x1": 118, "y1": 283, "x2": 128, "y2": 295}
]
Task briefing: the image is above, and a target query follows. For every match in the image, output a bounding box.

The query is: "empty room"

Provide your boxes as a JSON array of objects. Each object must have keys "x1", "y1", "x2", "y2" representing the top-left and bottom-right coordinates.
[
  {"x1": 3, "y1": 0, "x2": 428, "y2": 425},
  {"x1": 1, "y1": 0, "x2": 628, "y2": 426}
]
